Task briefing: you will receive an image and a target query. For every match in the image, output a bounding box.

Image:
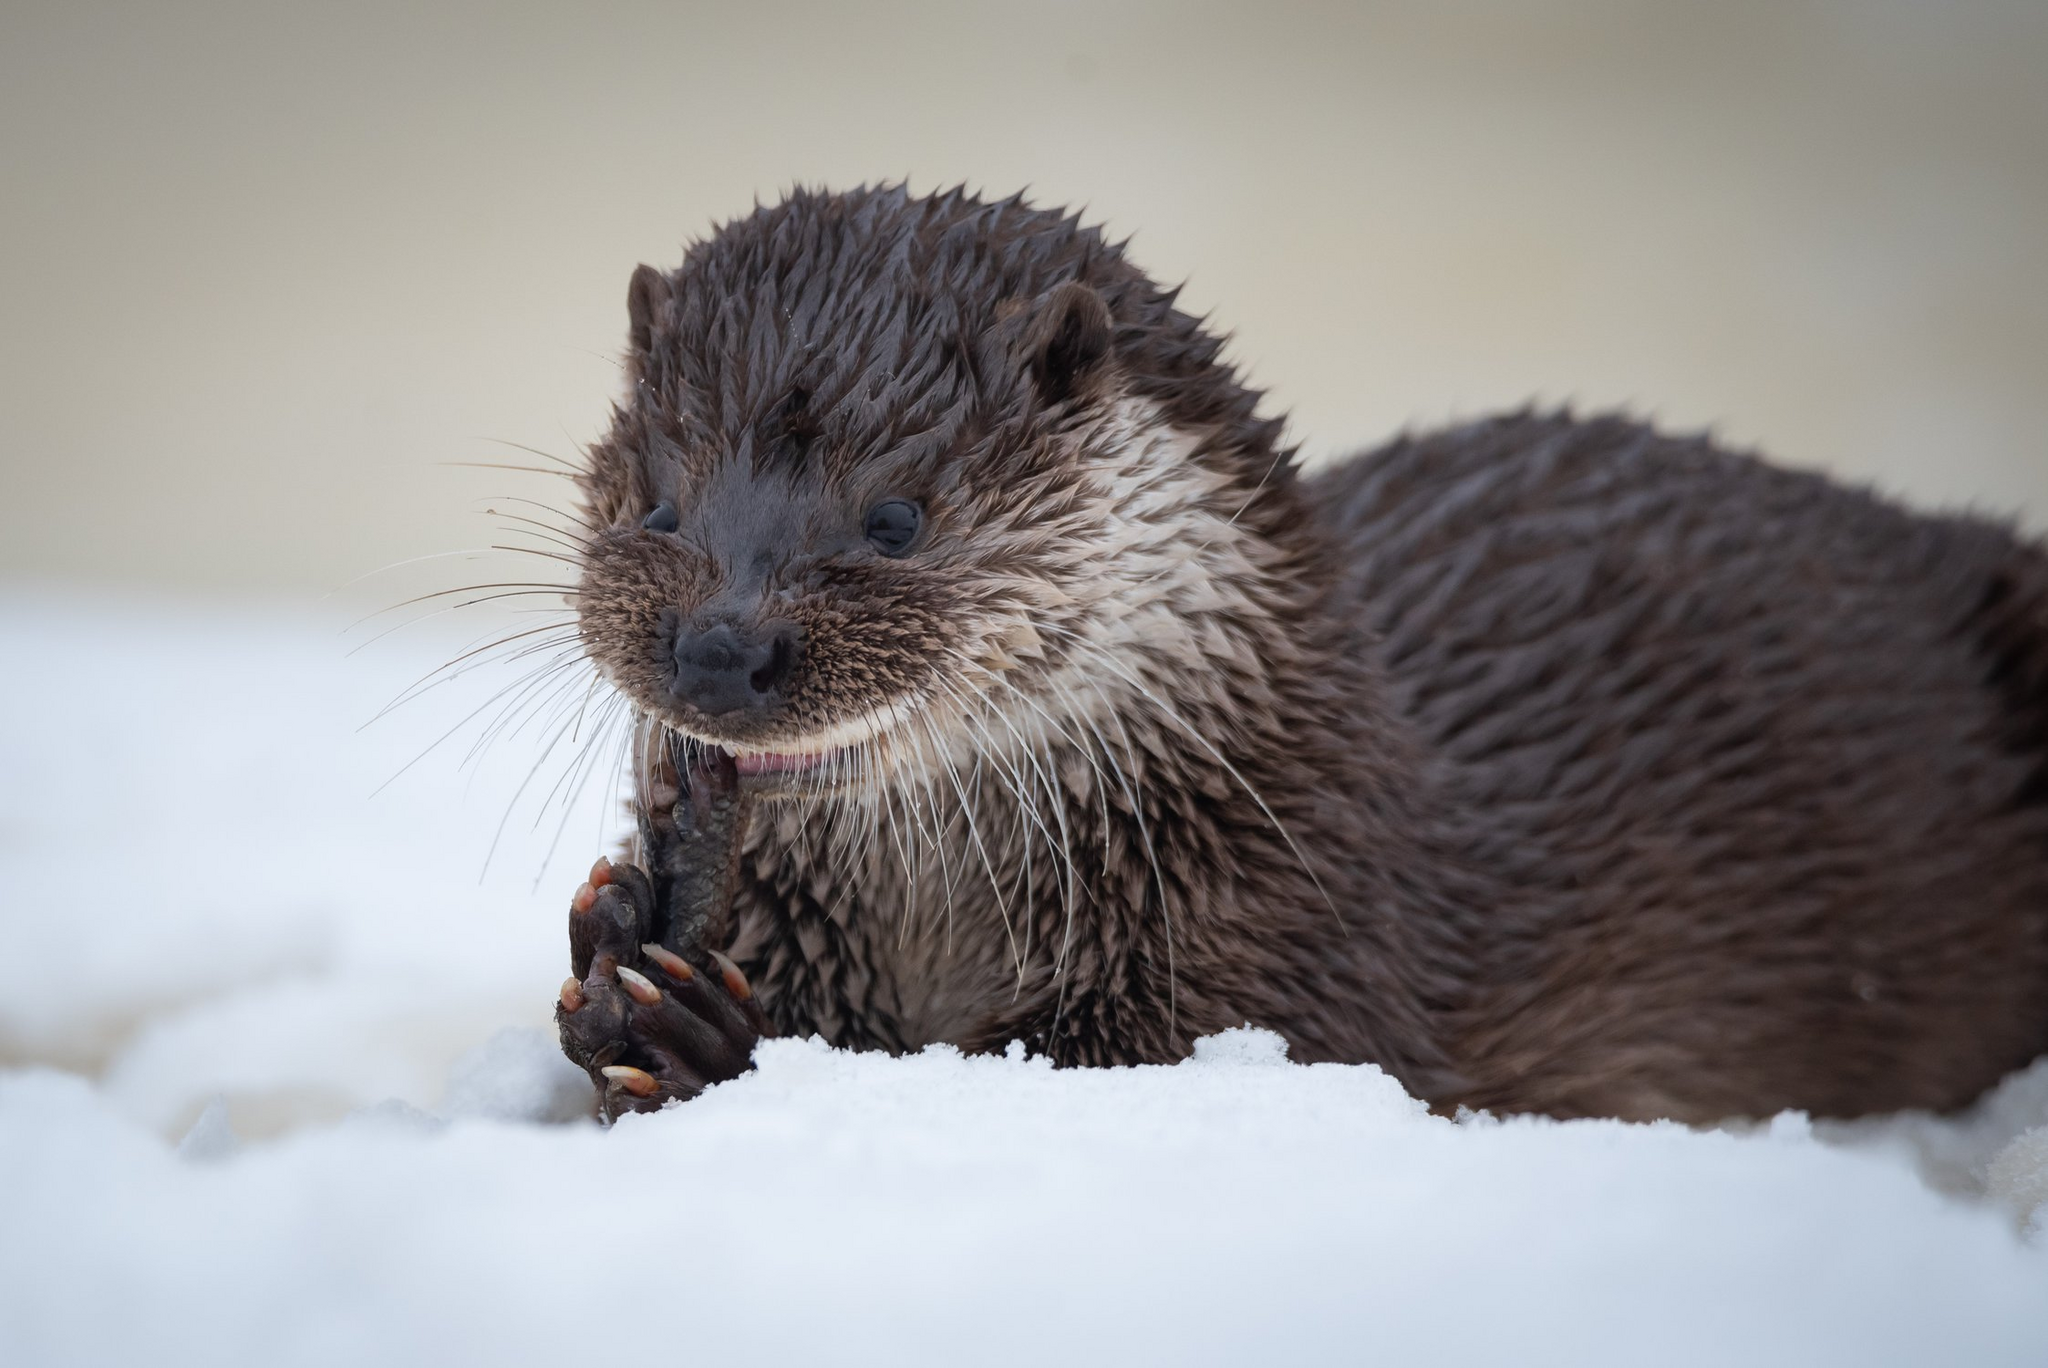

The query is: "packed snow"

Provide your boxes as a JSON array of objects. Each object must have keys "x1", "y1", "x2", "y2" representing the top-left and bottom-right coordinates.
[{"x1": 2, "y1": 591, "x2": 2046, "y2": 1367}]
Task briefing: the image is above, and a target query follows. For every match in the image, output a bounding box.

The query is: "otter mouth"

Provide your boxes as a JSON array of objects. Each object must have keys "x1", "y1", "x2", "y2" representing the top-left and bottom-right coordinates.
[
  {"x1": 726, "y1": 743, "x2": 860, "y2": 793},
  {"x1": 651, "y1": 733, "x2": 865, "y2": 798},
  {"x1": 651, "y1": 700, "x2": 916, "y2": 800},
  {"x1": 657, "y1": 701, "x2": 916, "y2": 798},
  {"x1": 730, "y1": 747, "x2": 848, "y2": 776}
]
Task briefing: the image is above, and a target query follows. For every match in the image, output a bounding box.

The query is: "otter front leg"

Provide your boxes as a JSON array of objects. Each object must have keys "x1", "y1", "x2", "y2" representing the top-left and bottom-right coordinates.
[
  {"x1": 555, "y1": 856, "x2": 774, "y2": 1121},
  {"x1": 555, "y1": 740, "x2": 773, "y2": 1120}
]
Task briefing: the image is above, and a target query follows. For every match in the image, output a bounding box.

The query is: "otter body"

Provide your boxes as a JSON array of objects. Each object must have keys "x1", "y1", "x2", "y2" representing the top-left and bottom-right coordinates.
[
  {"x1": 1320, "y1": 417, "x2": 2048, "y2": 1117},
  {"x1": 561, "y1": 186, "x2": 2048, "y2": 1121}
]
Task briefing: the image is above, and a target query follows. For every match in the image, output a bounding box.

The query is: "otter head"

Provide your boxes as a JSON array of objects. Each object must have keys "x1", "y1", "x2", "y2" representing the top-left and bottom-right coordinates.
[{"x1": 575, "y1": 187, "x2": 1299, "y2": 798}]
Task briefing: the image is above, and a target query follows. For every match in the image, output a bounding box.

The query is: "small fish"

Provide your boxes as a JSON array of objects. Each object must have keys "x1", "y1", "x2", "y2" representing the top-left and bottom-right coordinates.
[{"x1": 639, "y1": 737, "x2": 748, "y2": 962}]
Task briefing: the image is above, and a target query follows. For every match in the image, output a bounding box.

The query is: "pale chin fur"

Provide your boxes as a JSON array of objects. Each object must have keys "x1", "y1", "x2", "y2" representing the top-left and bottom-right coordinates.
[{"x1": 649, "y1": 697, "x2": 931, "y2": 785}]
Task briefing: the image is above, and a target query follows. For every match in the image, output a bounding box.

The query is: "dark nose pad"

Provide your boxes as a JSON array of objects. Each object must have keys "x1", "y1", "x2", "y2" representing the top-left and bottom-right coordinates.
[{"x1": 670, "y1": 619, "x2": 803, "y2": 716}]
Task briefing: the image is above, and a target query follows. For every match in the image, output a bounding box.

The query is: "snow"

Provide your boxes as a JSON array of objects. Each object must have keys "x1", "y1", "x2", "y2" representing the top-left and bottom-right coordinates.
[{"x1": 2, "y1": 591, "x2": 2046, "y2": 1366}]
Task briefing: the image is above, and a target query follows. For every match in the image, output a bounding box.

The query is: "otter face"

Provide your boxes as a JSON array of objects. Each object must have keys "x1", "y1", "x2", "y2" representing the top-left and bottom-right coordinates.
[{"x1": 573, "y1": 188, "x2": 1293, "y2": 798}]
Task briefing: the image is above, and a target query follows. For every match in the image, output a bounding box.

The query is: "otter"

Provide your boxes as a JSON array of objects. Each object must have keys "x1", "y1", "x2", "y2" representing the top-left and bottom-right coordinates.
[{"x1": 551, "y1": 184, "x2": 2048, "y2": 1125}]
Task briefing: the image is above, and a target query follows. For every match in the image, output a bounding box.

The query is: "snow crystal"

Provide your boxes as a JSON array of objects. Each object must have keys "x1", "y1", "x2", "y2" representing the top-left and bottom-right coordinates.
[{"x1": 1989, "y1": 1127, "x2": 2048, "y2": 1237}]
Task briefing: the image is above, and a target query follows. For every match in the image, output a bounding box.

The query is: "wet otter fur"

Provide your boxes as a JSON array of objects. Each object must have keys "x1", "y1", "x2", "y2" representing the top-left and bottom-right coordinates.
[{"x1": 563, "y1": 184, "x2": 2048, "y2": 1122}]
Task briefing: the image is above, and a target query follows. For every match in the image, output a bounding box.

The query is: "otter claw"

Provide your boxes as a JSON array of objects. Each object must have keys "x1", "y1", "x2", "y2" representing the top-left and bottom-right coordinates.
[
  {"x1": 710, "y1": 950, "x2": 754, "y2": 1001},
  {"x1": 560, "y1": 977, "x2": 585, "y2": 1012},
  {"x1": 601, "y1": 1065, "x2": 659, "y2": 1097},
  {"x1": 641, "y1": 943, "x2": 695, "y2": 981},
  {"x1": 616, "y1": 965, "x2": 662, "y2": 1005},
  {"x1": 588, "y1": 856, "x2": 613, "y2": 887},
  {"x1": 570, "y1": 881, "x2": 598, "y2": 914}
]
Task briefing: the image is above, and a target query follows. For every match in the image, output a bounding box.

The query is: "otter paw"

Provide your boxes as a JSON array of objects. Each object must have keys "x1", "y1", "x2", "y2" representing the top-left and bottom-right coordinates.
[{"x1": 555, "y1": 856, "x2": 773, "y2": 1122}]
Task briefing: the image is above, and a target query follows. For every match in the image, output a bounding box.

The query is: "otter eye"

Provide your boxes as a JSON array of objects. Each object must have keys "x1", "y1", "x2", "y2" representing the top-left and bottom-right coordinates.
[
  {"x1": 865, "y1": 498, "x2": 921, "y2": 556},
  {"x1": 641, "y1": 501, "x2": 679, "y2": 534}
]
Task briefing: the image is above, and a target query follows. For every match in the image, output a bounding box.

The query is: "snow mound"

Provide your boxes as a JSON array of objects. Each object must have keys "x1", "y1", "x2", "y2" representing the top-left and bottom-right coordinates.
[
  {"x1": 3, "y1": 595, "x2": 2047, "y2": 1365},
  {"x1": 5, "y1": 1029, "x2": 2048, "y2": 1367}
]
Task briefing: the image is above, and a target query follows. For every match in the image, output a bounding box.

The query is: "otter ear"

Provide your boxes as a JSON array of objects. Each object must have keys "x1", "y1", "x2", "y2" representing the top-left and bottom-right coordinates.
[
  {"x1": 626, "y1": 263, "x2": 673, "y2": 355},
  {"x1": 1023, "y1": 280, "x2": 1113, "y2": 405}
]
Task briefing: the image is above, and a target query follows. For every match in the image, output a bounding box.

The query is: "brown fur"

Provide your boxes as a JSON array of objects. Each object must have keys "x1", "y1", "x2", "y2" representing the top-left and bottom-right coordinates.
[{"x1": 570, "y1": 185, "x2": 2048, "y2": 1121}]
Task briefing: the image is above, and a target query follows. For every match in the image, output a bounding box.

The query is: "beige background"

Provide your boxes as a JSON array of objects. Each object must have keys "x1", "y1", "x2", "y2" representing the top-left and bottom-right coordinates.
[{"x1": 3, "y1": 1, "x2": 2045, "y2": 594}]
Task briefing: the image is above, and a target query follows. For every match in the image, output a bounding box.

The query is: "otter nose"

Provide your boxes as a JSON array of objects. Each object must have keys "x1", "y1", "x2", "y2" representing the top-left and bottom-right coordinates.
[{"x1": 670, "y1": 620, "x2": 802, "y2": 716}]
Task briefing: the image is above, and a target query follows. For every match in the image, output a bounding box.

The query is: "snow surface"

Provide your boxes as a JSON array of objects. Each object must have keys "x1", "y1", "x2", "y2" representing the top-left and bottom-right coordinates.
[{"x1": 2, "y1": 592, "x2": 2046, "y2": 1367}]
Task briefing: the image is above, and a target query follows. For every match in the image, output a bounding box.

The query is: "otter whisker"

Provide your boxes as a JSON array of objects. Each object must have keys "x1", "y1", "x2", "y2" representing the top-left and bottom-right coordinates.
[
  {"x1": 531, "y1": 677, "x2": 621, "y2": 816},
  {"x1": 839, "y1": 748, "x2": 879, "y2": 884},
  {"x1": 479, "y1": 665, "x2": 609, "y2": 879},
  {"x1": 1018, "y1": 676, "x2": 1108, "y2": 987},
  {"x1": 440, "y1": 460, "x2": 579, "y2": 479},
  {"x1": 916, "y1": 704, "x2": 1014, "y2": 970},
  {"x1": 532, "y1": 689, "x2": 633, "y2": 889},
  {"x1": 853, "y1": 739, "x2": 892, "y2": 900},
  {"x1": 895, "y1": 719, "x2": 959, "y2": 949},
  {"x1": 486, "y1": 543, "x2": 584, "y2": 569},
  {"x1": 819, "y1": 757, "x2": 872, "y2": 911},
  {"x1": 478, "y1": 544, "x2": 590, "y2": 566},
  {"x1": 492, "y1": 522, "x2": 591, "y2": 561},
  {"x1": 322, "y1": 546, "x2": 561, "y2": 599},
  {"x1": 483, "y1": 494, "x2": 601, "y2": 535},
  {"x1": 1039, "y1": 675, "x2": 1127, "y2": 998},
  {"x1": 1059, "y1": 669, "x2": 1179, "y2": 1040},
  {"x1": 886, "y1": 707, "x2": 947, "y2": 944},
  {"x1": 950, "y1": 707, "x2": 1038, "y2": 983},
  {"x1": 929, "y1": 678, "x2": 1045, "y2": 894},
  {"x1": 380, "y1": 635, "x2": 583, "y2": 769},
  {"x1": 345, "y1": 588, "x2": 578, "y2": 656},
  {"x1": 1026, "y1": 718, "x2": 1079, "y2": 981},
  {"x1": 604, "y1": 707, "x2": 639, "y2": 865},
  {"x1": 488, "y1": 507, "x2": 597, "y2": 548},
  {"x1": 460, "y1": 654, "x2": 599, "y2": 789},
  {"x1": 366, "y1": 620, "x2": 583, "y2": 726},
  {"x1": 478, "y1": 436, "x2": 584, "y2": 474},
  {"x1": 979, "y1": 674, "x2": 1087, "y2": 959},
  {"x1": 403, "y1": 630, "x2": 585, "y2": 737},
  {"x1": 346, "y1": 581, "x2": 579, "y2": 631},
  {"x1": 934, "y1": 664, "x2": 1086, "y2": 982},
  {"x1": 878, "y1": 749, "x2": 924, "y2": 952},
  {"x1": 472, "y1": 654, "x2": 597, "y2": 772},
  {"x1": 1042, "y1": 622, "x2": 1343, "y2": 931},
  {"x1": 1037, "y1": 676, "x2": 1118, "y2": 856},
  {"x1": 370, "y1": 637, "x2": 584, "y2": 796},
  {"x1": 568, "y1": 664, "x2": 606, "y2": 746}
]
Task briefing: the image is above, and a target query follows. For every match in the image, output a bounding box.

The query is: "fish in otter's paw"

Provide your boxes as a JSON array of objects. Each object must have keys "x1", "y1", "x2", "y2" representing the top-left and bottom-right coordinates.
[{"x1": 548, "y1": 184, "x2": 2048, "y2": 1124}]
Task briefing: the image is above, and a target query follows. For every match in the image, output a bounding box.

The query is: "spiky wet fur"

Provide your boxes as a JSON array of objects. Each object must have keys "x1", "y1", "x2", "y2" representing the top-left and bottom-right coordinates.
[{"x1": 571, "y1": 185, "x2": 2048, "y2": 1121}]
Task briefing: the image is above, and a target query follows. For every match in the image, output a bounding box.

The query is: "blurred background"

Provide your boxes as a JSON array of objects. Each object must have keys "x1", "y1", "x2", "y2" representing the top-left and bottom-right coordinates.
[
  {"x1": 3, "y1": 1, "x2": 2047, "y2": 1138},
  {"x1": 4, "y1": 0, "x2": 2047, "y2": 596}
]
